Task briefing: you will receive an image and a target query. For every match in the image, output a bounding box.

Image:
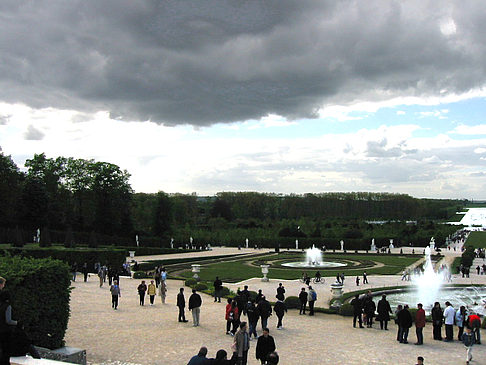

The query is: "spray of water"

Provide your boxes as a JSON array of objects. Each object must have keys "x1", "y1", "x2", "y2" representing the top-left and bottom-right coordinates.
[
  {"x1": 306, "y1": 245, "x2": 323, "y2": 266},
  {"x1": 413, "y1": 246, "x2": 443, "y2": 309}
]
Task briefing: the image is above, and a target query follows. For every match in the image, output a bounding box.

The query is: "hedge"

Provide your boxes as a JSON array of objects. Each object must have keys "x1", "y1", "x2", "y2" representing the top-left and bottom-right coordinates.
[
  {"x1": 0, "y1": 247, "x2": 126, "y2": 272},
  {"x1": 195, "y1": 283, "x2": 208, "y2": 291},
  {"x1": 0, "y1": 256, "x2": 71, "y2": 349},
  {"x1": 133, "y1": 271, "x2": 151, "y2": 279},
  {"x1": 284, "y1": 296, "x2": 300, "y2": 309}
]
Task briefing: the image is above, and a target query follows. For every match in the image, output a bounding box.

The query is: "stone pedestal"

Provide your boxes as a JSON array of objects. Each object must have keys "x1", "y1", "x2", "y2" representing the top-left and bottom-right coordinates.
[
  {"x1": 33, "y1": 347, "x2": 86, "y2": 365},
  {"x1": 330, "y1": 281, "x2": 344, "y2": 309},
  {"x1": 191, "y1": 264, "x2": 201, "y2": 281},
  {"x1": 128, "y1": 251, "x2": 135, "y2": 259},
  {"x1": 261, "y1": 265, "x2": 269, "y2": 282}
]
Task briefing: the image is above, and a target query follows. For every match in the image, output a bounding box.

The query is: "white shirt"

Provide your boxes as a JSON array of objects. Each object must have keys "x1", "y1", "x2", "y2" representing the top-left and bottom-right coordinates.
[{"x1": 444, "y1": 305, "x2": 455, "y2": 325}]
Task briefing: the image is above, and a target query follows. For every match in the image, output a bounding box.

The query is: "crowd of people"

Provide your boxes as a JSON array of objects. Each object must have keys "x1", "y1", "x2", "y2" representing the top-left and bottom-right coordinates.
[{"x1": 350, "y1": 291, "x2": 483, "y2": 364}]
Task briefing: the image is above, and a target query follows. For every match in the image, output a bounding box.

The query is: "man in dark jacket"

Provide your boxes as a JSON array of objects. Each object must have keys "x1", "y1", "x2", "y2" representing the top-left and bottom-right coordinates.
[
  {"x1": 241, "y1": 286, "x2": 250, "y2": 315},
  {"x1": 377, "y1": 294, "x2": 392, "y2": 330},
  {"x1": 257, "y1": 296, "x2": 272, "y2": 330},
  {"x1": 273, "y1": 300, "x2": 287, "y2": 329},
  {"x1": 276, "y1": 283, "x2": 285, "y2": 301},
  {"x1": 256, "y1": 328, "x2": 276, "y2": 365},
  {"x1": 298, "y1": 288, "x2": 307, "y2": 315},
  {"x1": 187, "y1": 346, "x2": 208, "y2": 365},
  {"x1": 350, "y1": 294, "x2": 364, "y2": 328},
  {"x1": 188, "y1": 289, "x2": 202, "y2": 327},
  {"x1": 397, "y1": 304, "x2": 413, "y2": 343},
  {"x1": 247, "y1": 299, "x2": 259, "y2": 339},
  {"x1": 177, "y1": 288, "x2": 188, "y2": 322},
  {"x1": 214, "y1": 277, "x2": 223, "y2": 302},
  {"x1": 363, "y1": 295, "x2": 376, "y2": 328}
]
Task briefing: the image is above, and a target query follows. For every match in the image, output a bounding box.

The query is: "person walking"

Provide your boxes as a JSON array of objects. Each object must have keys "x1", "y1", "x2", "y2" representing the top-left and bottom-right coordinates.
[
  {"x1": 188, "y1": 289, "x2": 202, "y2": 327},
  {"x1": 298, "y1": 288, "x2": 307, "y2": 315},
  {"x1": 257, "y1": 296, "x2": 272, "y2": 330},
  {"x1": 431, "y1": 302, "x2": 443, "y2": 340},
  {"x1": 82, "y1": 262, "x2": 89, "y2": 282},
  {"x1": 443, "y1": 301, "x2": 455, "y2": 341},
  {"x1": 234, "y1": 322, "x2": 250, "y2": 365},
  {"x1": 415, "y1": 303, "x2": 426, "y2": 345},
  {"x1": 110, "y1": 280, "x2": 121, "y2": 310},
  {"x1": 147, "y1": 280, "x2": 156, "y2": 305},
  {"x1": 225, "y1": 298, "x2": 237, "y2": 335},
  {"x1": 307, "y1": 286, "x2": 317, "y2": 316},
  {"x1": 137, "y1": 280, "x2": 147, "y2": 306},
  {"x1": 71, "y1": 262, "x2": 78, "y2": 282},
  {"x1": 154, "y1": 267, "x2": 161, "y2": 288},
  {"x1": 214, "y1": 276, "x2": 223, "y2": 303},
  {"x1": 462, "y1": 326, "x2": 476, "y2": 364},
  {"x1": 98, "y1": 267, "x2": 104, "y2": 287},
  {"x1": 398, "y1": 304, "x2": 413, "y2": 343},
  {"x1": 363, "y1": 271, "x2": 368, "y2": 284},
  {"x1": 255, "y1": 290, "x2": 264, "y2": 304},
  {"x1": 273, "y1": 299, "x2": 287, "y2": 330},
  {"x1": 159, "y1": 279, "x2": 167, "y2": 304},
  {"x1": 177, "y1": 288, "x2": 188, "y2": 323},
  {"x1": 247, "y1": 299, "x2": 259, "y2": 340},
  {"x1": 230, "y1": 300, "x2": 241, "y2": 335},
  {"x1": 377, "y1": 294, "x2": 392, "y2": 330},
  {"x1": 255, "y1": 328, "x2": 276, "y2": 365},
  {"x1": 456, "y1": 306, "x2": 467, "y2": 341}
]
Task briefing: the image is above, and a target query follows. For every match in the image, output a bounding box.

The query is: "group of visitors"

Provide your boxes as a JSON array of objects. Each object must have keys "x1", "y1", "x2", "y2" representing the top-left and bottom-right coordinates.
[
  {"x1": 187, "y1": 345, "x2": 279, "y2": 365},
  {"x1": 350, "y1": 291, "x2": 483, "y2": 364}
]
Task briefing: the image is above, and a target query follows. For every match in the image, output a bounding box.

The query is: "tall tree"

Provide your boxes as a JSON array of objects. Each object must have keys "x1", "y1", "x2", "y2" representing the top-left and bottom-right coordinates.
[{"x1": 153, "y1": 191, "x2": 172, "y2": 237}]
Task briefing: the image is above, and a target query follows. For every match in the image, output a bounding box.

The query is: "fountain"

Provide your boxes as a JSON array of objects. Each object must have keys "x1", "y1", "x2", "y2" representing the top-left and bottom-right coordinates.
[
  {"x1": 413, "y1": 246, "x2": 443, "y2": 308},
  {"x1": 281, "y1": 245, "x2": 347, "y2": 268}
]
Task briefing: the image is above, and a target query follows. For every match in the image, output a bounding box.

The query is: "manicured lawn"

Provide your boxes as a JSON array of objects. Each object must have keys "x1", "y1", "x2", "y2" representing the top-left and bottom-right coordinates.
[
  {"x1": 466, "y1": 231, "x2": 486, "y2": 248},
  {"x1": 178, "y1": 253, "x2": 421, "y2": 282}
]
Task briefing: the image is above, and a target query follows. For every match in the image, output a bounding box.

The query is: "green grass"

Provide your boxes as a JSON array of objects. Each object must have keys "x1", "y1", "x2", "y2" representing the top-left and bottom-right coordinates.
[
  {"x1": 466, "y1": 231, "x2": 486, "y2": 249},
  {"x1": 178, "y1": 253, "x2": 421, "y2": 282}
]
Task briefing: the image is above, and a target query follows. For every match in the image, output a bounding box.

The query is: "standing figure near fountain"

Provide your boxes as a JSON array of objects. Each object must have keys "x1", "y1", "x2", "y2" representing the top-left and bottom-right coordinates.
[
  {"x1": 431, "y1": 302, "x2": 443, "y2": 341},
  {"x1": 415, "y1": 303, "x2": 426, "y2": 345},
  {"x1": 443, "y1": 301, "x2": 455, "y2": 342},
  {"x1": 377, "y1": 295, "x2": 392, "y2": 330}
]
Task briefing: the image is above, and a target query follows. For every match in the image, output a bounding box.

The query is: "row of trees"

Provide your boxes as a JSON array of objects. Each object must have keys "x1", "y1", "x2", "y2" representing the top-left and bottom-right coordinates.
[{"x1": 0, "y1": 151, "x2": 466, "y2": 247}]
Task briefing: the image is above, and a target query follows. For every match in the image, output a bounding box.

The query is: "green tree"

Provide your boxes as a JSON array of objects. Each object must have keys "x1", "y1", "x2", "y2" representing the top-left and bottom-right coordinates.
[
  {"x1": 0, "y1": 153, "x2": 23, "y2": 228},
  {"x1": 153, "y1": 191, "x2": 172, "y2": 237}
]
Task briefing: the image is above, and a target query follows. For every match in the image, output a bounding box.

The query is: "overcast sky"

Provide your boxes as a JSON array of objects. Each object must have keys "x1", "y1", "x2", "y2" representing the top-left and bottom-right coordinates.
[{"x1": 1, "y1": 1, "x2": 485, "y2": 199}]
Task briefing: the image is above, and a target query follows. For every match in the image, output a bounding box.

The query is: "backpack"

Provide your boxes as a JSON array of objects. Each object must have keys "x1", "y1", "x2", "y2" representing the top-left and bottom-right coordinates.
[{"x1": 311, "y1": 291, "x2": 317, "y2": 301}]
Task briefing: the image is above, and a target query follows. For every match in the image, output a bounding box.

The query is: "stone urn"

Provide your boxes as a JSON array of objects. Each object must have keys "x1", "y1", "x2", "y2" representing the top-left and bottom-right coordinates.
[
  {"x1": 261, "y1": 265, "x2": 270, "y2": 282},
  {"x1": 330, "y1": 281, "x2": 344, "y2": 308},
  {"x1": 191, "y1": 264, "x2": 201, "y2": 281},
  {"x1": 128, "y1": 251, "x2": 136, "y2": 259}
]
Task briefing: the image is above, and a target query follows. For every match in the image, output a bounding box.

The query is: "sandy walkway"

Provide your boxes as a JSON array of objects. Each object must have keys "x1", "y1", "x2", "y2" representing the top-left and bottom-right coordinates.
[{"x1": 65, "y1": 275, "x2": 486, "y2": 365}]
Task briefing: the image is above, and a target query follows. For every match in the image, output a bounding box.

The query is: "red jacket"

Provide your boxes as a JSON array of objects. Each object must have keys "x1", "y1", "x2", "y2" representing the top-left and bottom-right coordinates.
[
  {"x1": 415, "y1": 308, "x2": 426, "y2": 328},
  {"x1": 469, "y1": 314, "x2": 481, "y2": 328},
  {"x1": 225, "y1": 304, "x2": 239, "y2": 321}
]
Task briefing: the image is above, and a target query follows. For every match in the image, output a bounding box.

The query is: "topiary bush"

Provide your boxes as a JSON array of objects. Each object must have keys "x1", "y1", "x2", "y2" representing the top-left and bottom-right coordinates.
[
  {"x1": 195, "y1": 283, "x2": 208, "y2": 291},
  {"x1": 0, "y1": 256, "x2": 70, "y2": 349},
  {"x1": 338, "y1": 303, "x2": 354, "y2": 316},
  {"x1": 185, "y1": 278, "x2": 197, "y2": 287},
  {"x1": 284, "y1": 296, "x2": 300, "y2": 309}
]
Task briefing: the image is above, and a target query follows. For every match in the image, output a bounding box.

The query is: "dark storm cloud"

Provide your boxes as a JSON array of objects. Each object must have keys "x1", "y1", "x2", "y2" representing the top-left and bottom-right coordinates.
[{"x1": 1, "y1": 1, "x2": 485, "y2": 125}]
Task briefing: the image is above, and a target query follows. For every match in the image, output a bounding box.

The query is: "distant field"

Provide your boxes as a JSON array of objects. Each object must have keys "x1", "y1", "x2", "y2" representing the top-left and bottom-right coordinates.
[{"x1": 466, "y1": 231, "x2": 486, "y2": 248}]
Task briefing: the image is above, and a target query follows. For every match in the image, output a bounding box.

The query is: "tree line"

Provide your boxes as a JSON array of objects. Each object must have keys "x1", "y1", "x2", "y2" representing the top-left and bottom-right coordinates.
[{"x1": 0, "y1": 152, "x2": 465, "y2": 247}]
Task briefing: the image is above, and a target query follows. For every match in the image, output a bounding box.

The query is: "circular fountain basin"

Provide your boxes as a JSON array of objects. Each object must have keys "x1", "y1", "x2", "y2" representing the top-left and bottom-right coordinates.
[
  {"x1": 281, "y1": 261, "x2": 347, "y2": 268},
  {"x1": 382, "y1": 287, "x2": 486, "y2": 315}
]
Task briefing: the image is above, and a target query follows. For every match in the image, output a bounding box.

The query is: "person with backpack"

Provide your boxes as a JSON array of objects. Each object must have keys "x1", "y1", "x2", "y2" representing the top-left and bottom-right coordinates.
[
  {"x1": 110, "y1": 280, "x2": 121, "y2": 310},
  {"x1": 307, "y1": 286, "x2": 317, "y2": 316},
  {"x1": 298, "y1": 287, "x2": 307, "y2": 315},
  {"x1": 397, "y1": 304, "x2": 413, "y2": 343},
  {"x1": 226, "y1": 300, "x2": 240, "y2": 335},
  {"x1": 246, "y1": 299, "x2": 259, "y2": 340},
  {"x1": 256, "y1": 296, "x2": 272, "y2": 330},
  {"x1": 273, "y1": 299, "x2": 287, "y2": 330}
]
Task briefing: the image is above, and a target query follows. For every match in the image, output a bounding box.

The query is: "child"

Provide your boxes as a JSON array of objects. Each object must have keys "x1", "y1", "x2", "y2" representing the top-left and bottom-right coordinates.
[
  {"x1": 415, "y1": 356, "x2": 424, "y2": 365},
  {"x1": 462, "y1": 326, "x2": 476, "y2": 364}
]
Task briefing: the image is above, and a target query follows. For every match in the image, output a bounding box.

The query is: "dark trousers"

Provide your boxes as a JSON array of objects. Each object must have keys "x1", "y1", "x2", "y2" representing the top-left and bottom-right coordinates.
[
  {"x1": 232, "y1": 319, "x2": 240, "y2": 334},
  {"x1": 83, "y1": 272, "x2": 88, "y2": 282},
  {"x1": 353, "y1": 313, "x2": 362, "y2": 327},
  {"x1": 149, "y1": 295, "x2": 155, "y2": 304},
  {"x1": 399, "y1": 327, "x2": 409, "y2": 343},
  {"x1": 108, "y1": 276, "x2": 113, "y2": 285},
  {"x1": 308, "y1": 300, "x2": 315, "y2": 315},
  {"x1": 433, "y1": 324, "x2": 442, "y2": 340},
  {"x1": 366, "y1": 314, "x2": 373, "y2": 327},
  {"x1": 363, "y1": 276, "x2": 368, "y2": 284},
  {"x1": 112, "y1": 295, "x2": 118, "y2": 309},
  {"x1": 458, "y1": 326, "x2": 464, "y2": 341},
  {"x1": 249, "y1": 320, "x2": 258, "y2": 338},
  {"x1": 277, "y1": 314, "x2": 283, "y2": 328},
  {"x1": 178, "y1": 306, "x2": 186, "y2": 321},
  {"x1": 226, "y1": 320, "x2": 232, "y2": 333},
  {"x1": 445, "y1": 324, "x2": 453, "y2": 341},
  {"x1": 473, "y1": 328, "x2": 481, "y2": 344},
  {"x1": 416, "y1": 327, "x2": 423, "y2": 344},
  {"x1": 379, "y1": 320, "x2": 388, "y2": 330},
  {"x1": 237, "y1": 350, "x2": 248, "y2": 365},
  {"x1": 299, "y1": 300, "x2": 307, "y2": 314},
  {"x1": 261, "y1": 317, "x2": 268, "y2": 330},
  {"x1": 139, "y1": 293, "x2": 145, "y2": 305},
  {"x1": 155, "y1": 277, "x2": 160, "y2": 287},
  {"x1": 397, "y1": 325, "x2": 401, "y2": 341}
]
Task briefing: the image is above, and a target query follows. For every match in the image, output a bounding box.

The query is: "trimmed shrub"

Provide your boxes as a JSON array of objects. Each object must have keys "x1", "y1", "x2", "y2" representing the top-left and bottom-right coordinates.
[
  {"x1": 0, "y1": 256, "x2": 70, "y2": 349},
  {"x1": 133, "y1": 271, "x2": 150, "y2": 279},
  {"x1": 195, "y1": 283, "x2": 208, "y2": 291},
  {"x1": 284, "y1": 296, "x2": 300, "y2": 309},
  {"x1": 0, "y1": 247, "x2": 126, "y2": 272},
  {"x1": 248, "y1": 290, "x2": 258, "y2": 300},
  {"x1": 482, "y1": 317, "x2": 486, "y2": 330},
  {"x1": 185, "y1": 278, "x2": 197, "y2": 287},
  {"x1": 221, "y1": 286, "x2": 231, "y2": 297},
  {"x1": 338, "y1": 303, "x2": 354, "y2": 316}
]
